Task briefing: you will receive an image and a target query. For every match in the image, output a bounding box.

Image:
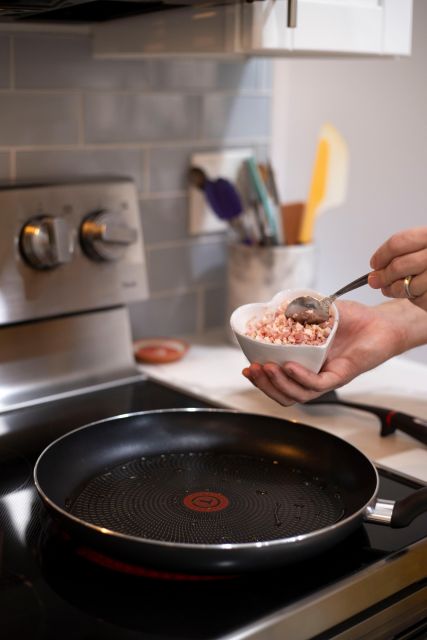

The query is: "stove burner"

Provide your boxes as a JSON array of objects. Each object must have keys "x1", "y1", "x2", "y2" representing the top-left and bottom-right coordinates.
[
  {"x1": 2, "y1": 379, "x2": 426, "y2": 640},
  {"x1": 75, "y1": 546, "x2": 231, "y2": 581},
  {"x1": 68, "y1": 452, "x2": 345, "y2": 544},
  {"x1": 34, "y1": 511, "x2": 389, "y2": 640},
  {"x1": 183, "y1": 491, "x2": 229, "y2": 512}
]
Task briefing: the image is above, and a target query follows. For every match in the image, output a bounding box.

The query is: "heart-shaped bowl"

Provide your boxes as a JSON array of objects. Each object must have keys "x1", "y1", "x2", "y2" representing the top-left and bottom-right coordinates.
[{"x1": 230, "y1": 288, "x2": 339, "y2": 373}]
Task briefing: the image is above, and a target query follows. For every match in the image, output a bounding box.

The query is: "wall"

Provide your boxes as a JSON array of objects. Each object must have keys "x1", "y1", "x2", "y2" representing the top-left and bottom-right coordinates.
[
  {"x1": 272, "y1": 0, "x2": 426, "y2": 364},
  {"x1": 0, "y1": 29, "x2": 272, "y2": 339}
]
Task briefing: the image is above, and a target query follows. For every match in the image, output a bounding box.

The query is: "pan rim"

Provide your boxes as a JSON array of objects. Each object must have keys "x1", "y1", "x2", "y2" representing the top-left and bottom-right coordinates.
[{"x1": 34, "y1": 407, "x2": 380, "y2": 551}]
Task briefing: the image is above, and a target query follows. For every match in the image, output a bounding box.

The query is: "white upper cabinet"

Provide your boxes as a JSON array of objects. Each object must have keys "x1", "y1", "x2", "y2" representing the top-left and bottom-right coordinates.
[
  {"x1": 241, "y1": 0, "x2": 412, "y2": 56},
  {"x1": 93, "y1": 0, "x2": 413, "y2": 58}
]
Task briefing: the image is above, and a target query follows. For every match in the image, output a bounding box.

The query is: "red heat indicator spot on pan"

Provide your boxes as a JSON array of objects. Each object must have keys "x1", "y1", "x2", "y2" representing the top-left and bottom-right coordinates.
[{"x1": 183, "y1": 491, "x2": 229, "y2": 512}]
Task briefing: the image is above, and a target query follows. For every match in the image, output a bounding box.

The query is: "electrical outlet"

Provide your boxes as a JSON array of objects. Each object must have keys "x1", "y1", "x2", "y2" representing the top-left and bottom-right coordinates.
[{"x1": 188, "y1": 149, "x2": 253, "y2": 235}]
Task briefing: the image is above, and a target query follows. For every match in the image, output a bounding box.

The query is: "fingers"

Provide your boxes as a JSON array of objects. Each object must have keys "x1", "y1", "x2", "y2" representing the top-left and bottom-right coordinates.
[
  {"x1": 242, "y1": 362, "x2": 338, "y2": 406},
  {"x1": 370, "y1": 228, "x2": 427, "y2": 271},
  {"x1": 381, "y1": 272, "x2": 427, "y2": 299},
  {"x1": 368, "y1": 227, "x2": 427, "y2": 303},
  {"x1": 369, "y1": 246, "x2": 427, "y2": 289},
  {"x1": 243, "y1": 364, "x2": 296, "y2": 406}
]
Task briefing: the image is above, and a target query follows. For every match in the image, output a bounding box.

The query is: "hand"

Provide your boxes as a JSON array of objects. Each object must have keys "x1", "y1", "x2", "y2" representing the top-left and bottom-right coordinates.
[
  {"x1": 242, "y1": 300, "x2": 406, "y2": 407},
  {"x1": 368, "y1": 227, "x2": 427, "y2": 312}
]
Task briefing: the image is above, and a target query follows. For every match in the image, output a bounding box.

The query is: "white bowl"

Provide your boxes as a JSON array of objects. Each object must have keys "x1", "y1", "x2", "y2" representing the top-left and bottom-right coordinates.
[{"x1": 230, "y1": 288, "x2": 339, "y2": 374}]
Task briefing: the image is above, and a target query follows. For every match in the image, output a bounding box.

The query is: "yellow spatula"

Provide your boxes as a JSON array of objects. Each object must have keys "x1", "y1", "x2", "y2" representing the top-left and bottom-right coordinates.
[{"x1": 298, "y1": 124, "x2": 349, "y2": 244}]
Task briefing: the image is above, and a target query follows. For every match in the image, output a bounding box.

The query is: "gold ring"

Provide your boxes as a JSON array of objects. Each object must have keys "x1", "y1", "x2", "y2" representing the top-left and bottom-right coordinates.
[{"x1": 404, "y1": 275, "x2": 416, "y2": 299}]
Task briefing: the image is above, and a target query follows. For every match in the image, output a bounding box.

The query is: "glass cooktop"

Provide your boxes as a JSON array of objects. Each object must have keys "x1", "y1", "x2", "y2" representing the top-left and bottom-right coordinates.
[{"x1": 0, "y1": 377, "x2": 426, "y2": 639}]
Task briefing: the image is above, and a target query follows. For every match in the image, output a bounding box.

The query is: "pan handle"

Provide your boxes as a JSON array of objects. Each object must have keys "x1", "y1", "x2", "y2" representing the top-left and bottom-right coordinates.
[
  {"x1": 381, "y1": 412, "x2": 427, "y2": 445},
  {"x1": 366, "y1": 487, "x2": 427, "y2": 528},
  {"x1": 390, "y1": 486, "x2": 427, "y2": 528}
]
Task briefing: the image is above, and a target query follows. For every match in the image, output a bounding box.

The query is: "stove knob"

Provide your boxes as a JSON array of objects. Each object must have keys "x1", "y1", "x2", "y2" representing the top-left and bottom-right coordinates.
[
  {"x1": 80, "y1": 210, "x2": 138, "y2": 262},
  {"x1": 20, "y1": 216, "x2": 75, "y2": 269}
]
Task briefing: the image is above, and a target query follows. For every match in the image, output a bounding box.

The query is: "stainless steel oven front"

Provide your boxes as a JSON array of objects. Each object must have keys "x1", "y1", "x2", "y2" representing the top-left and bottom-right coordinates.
[{"x1": 0, "y1": 177, "x2": 148, "y2": 411}]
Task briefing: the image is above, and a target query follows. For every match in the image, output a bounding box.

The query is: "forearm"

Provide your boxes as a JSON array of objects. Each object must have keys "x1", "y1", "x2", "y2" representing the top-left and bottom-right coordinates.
[{"x1": 376, "y1": 299, "x2": 427, "y2": 355}]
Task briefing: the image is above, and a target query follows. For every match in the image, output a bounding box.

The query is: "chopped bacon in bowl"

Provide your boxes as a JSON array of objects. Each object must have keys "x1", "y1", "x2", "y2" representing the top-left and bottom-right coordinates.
[
  {"x1": 245, "y1": 301, "x2": 333, "y2": 346},
  {"x1": 229, "y1": 287, "x2": 339, "y2": 373}
]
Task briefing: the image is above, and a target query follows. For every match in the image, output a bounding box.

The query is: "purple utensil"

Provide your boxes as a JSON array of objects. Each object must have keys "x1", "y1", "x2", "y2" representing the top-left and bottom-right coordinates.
[
  {"x1": 189, "y1": 166, "x2": 252, "y2": 243},
  {"x1": 189, "y1": 166, "x2": 243, "y2": 220}
]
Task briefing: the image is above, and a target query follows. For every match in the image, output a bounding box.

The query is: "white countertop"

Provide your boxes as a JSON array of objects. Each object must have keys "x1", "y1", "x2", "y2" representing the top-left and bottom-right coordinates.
[{"x1": 137, "y1": 330, "x2": 427, "y2": 484}]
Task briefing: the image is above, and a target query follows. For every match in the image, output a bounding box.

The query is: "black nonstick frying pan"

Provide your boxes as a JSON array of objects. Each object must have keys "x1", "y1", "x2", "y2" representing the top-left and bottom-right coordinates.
[{"x1": 34, "y1": 409, "x2": 427, "y2": 574}]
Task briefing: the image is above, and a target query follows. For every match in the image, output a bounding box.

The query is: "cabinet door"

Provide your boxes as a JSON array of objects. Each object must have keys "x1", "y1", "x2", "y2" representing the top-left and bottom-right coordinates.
[
  {"x1": 293, "y1": 0, "x2": 382, "y2": 54},
  {"x1": 241, "y1": 0, "x2": 412, "y2": 56}
]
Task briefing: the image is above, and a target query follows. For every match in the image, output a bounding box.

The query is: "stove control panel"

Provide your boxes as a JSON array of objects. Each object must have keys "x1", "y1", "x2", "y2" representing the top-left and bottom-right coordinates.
[
  {"x1": 80, "y1": 210, "x2": 138, "y2": 262},
  {"x1": 20, "y1": 215, "x2": 75, "y2": 269},
  {"x1": 0, "y1": 178, "x2": 149, "y2": 325}
]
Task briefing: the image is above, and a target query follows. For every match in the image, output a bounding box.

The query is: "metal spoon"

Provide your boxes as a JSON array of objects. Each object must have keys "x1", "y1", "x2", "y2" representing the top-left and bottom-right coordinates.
[{"x1": 285, "y1": 273, "x2": 370, "y2": 324}]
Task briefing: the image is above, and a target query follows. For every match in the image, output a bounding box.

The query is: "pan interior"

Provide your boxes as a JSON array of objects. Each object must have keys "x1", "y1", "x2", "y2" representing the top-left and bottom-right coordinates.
[{"x1": 67, "y1": 451, "x2": 346, "y2": 545}]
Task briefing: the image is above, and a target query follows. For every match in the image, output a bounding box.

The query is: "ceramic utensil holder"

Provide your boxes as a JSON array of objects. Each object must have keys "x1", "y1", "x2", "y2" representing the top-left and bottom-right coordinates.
[{"x1": 226, "y1": 242, "x2": 316, "y2": 343}]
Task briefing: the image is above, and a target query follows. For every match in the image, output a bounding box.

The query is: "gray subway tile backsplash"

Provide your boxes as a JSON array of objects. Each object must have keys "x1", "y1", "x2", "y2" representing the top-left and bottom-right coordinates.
[
  {"x1": 0, "y1": 153, "x2": 9, "y2": 181},
  {"x1": 216, "y1": 59, "x2": 271, "y2": 92},
  {"x1": 0, "y1": 94, "x2": 79, "y2": 146},
  {"x1": 84, "y1": 93, "x2": 200, "y2": 143},
  {"x1": 149, "y1": 58, "x2": 268, "y2": 92},
  {"x1": 146, "y1": 241, "x2": 227, "y2": 293},
  {"x1": 139, "y1": 196, "x2": 189, "y2": 244},
  {"x1": 0, "y1": 35, "x2": 10, "y2": 89},
  {"x1": 200, "y1": 95, "x2": 271, "y2": 139},
  {"x1": 4, "y1": 31, "x2": 271, "y2": 338},
  {"x1": 148, "y1": 146, "x2": 194, "y2": 193},
  {"x1": 14, "y1": 34, "x2": 151, "y2": 90},
  {"x1": 203, "y1": 285, "x2": 228, "y2": 329},
  {"x1": 129, "y1": 291, "x2": 199, "y2": 338},
  {"x1": 16, "y1": 149, "x2": 144, "y2": 190}
]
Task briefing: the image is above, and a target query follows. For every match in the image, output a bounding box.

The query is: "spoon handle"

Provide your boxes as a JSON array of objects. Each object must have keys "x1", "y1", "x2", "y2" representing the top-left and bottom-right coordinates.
[{"x1": 328, "y1": 273, "x2": 370, "y2": 303}]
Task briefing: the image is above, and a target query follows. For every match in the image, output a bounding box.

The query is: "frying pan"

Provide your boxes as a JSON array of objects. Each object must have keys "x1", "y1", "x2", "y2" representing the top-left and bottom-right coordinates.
[{"x1": 34, "y1": 409, "x2": 427, "y2": 574}]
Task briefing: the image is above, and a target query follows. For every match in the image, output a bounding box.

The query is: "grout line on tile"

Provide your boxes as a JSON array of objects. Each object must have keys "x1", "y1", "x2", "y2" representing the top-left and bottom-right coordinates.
[
  {"x1": 0, "y1": 137, "x2": 270, "y2": 153},
  {"x1": 9, "y1": 35, "x2": 14, "y2": 90},
  {"x1": 141, "y1": 288, "x2": 192, "y2": 300},
  {"x1": 145, "y1": 236, "x2": 225, "y2": 251},
  {"x1": 146, "y1": 285, "x2": 202, "y2": 298},
  {"x1": 0, "y1": 23, "x2": 91, "y2": 34},
  {"x1": 196, "y1": 287, "x2": 205, "y2": 334},
  {"x1": 142, "y1": 147, "x2": 150, "y2": 194},
  {"x1": 78, "y1": 88, "x2": 272, "y2": 97},
  {"x1": 77, "y1": 92, "x2": 85, "y2": 145},
  {"x1": 0, "y1": 87, "x2": 271, "y2": 97},
  {"x1": 139, "y1": 190, "x2": 187, "y2": 200},
  {"x1": 9, "y1": 150, "x2": 16, "y2": 180}
]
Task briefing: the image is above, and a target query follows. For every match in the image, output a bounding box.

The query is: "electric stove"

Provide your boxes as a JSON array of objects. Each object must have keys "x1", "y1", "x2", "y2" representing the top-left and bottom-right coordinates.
[
  {"x1": 0, "y1": 179, "x2": 426, "y2": 639},
  {"x1": 1, "y1": 377, "x2": 426, "y2": 640}
]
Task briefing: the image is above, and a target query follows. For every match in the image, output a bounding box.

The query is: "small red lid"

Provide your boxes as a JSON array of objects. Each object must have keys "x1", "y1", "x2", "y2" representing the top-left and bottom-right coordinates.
[{"x1": 133, "y1": 338, "x2": 189, "y2": 364}]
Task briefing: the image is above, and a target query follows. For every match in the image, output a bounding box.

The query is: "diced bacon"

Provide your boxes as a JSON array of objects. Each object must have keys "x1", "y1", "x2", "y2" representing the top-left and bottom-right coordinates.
[{"x1": 245, "y1": 300, "x2": 333, "y2": 346}]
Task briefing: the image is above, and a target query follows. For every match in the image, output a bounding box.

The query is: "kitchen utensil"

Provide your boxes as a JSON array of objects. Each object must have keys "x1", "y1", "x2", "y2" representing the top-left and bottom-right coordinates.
[
  {"x1": 298, "y1": 124, "x2": 349, "y2": 244},
  {"x1": 246, "y1": 158, "x2": 282, "y2": 244},
  {"x1": 306, "y1": 390, "x2": 427, "y2": 446},
  {"x1": 34, "y1": 409, "x2": 427, "y2": 575},
  {"x1": 188, "y1": 166, "x2": 252, "y2": 243},
  {"x1": 280, "y1": 201, "x2": 305, "y2": 246},
  {"x1": 189, "y1": 166, "x2": 242, "y2": 221},
  {"x1": 285, "y1": 272, "x2": 369, "y2": 324},
  {"x1": 230, "y1": 287, "x2": 338, "y2": 373},
  {"x1": 244, "y1": 163, "x2": 273, "y2": 246},
  {"x1": 266, "y1": 161, "x2": 281, "y2": 206},
  {"x1": 256, "y1": 162, "x2": 280, "y2": 207}
]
